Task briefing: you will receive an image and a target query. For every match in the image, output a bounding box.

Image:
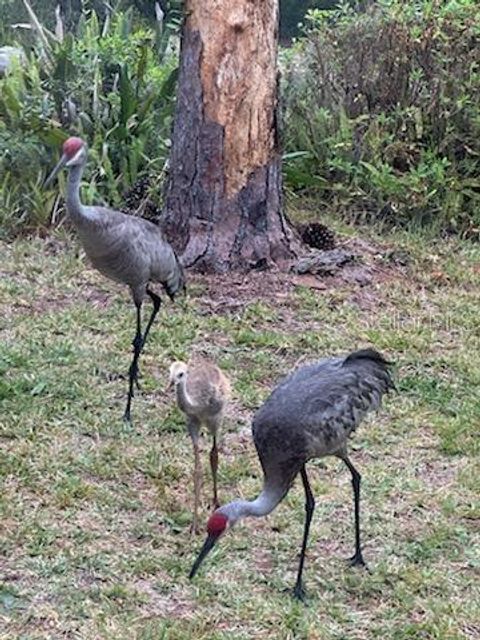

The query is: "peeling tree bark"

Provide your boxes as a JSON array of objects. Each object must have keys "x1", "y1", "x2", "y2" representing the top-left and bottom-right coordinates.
[{"x1": 162, "y1": 0, "x2": 299, "y2": 273}]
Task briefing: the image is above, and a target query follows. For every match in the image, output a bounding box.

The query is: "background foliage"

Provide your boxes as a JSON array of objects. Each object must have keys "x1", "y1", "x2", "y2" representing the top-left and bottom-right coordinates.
[
  {"x1": 282, "y1": 0, "x2": 480, "y2": 237},
  {"x1": 0, "y1": 1, "x2": 182, "y2": 39},
  {"x1": 1, "y1": 0, "x2": 479, "y2": 239},
  {"x1": 0, "y1": 1, "x2": 179, "y2": 236},
  {"x1": 0, "y1": 1, "x2": 337, "y2": 44}
]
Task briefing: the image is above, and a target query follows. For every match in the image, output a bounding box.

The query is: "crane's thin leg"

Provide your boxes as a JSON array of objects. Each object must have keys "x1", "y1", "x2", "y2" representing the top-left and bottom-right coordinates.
[
  {"x1": 293, "y1": 465, "x2": 315, "y2": 602},
  {"x1": 342, "y1": 456, "x2": 366, "y2": 567},
  {"x1": 192, "y1": 438, "x2": 202, "y2": 535},
  {"x1": 123, "y1": 302, "x2": 143, "y2": 423},
  {"x1": 128, "y1": 289, "x2": 161, "y2": 398},
  {"x1": 209, "y1": 435, "x2": 219, "y2": 509},
  {"x1": 142, "y1": 289, "x2": 161, "y2": 345}
]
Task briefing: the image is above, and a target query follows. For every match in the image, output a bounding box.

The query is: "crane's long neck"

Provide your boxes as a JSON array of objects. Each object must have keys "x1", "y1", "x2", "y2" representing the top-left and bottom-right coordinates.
[
  {"x1": 176, "y1": 379, "x2": 196, "y2": 415},
  {"x1": 66, "y1": 163, "x2": 87, "y2": 224},
  {"x1": 223, "y1": 484, "x2": 287, "y2": 522}
]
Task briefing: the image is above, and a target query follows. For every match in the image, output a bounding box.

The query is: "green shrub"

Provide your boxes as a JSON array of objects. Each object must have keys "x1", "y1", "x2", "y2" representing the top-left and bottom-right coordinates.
[
  {"x1": 0, "y1": 5, "x2": 178, "y2": 237},
  {"x1": 282, "y1": 0, "x2": 480, "y2": 237}
]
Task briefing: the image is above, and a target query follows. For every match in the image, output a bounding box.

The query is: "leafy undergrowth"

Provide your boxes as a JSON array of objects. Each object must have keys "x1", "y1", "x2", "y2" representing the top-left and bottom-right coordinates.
[{"x1": 1, "y1": 223, "x2": 479, "y2": 639}]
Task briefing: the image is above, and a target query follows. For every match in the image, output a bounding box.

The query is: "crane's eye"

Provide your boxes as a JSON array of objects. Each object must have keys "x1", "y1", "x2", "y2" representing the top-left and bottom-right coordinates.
[{"x1": 178, "y1": 371, "x2": 184, "y2": 378}]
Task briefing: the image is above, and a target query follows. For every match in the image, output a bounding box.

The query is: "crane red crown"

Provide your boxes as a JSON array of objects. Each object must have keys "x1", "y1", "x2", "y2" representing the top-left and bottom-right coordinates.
[
  {"x1": 207, "y1": 512, "x2": 228, "y2": 536},
  {"x1": 63, "y1": 137, "x2": 85, "y2": 158}
]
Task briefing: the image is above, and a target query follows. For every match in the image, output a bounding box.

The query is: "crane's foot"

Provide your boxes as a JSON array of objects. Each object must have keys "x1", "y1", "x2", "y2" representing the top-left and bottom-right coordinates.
[
  {"x1": 292, "y1": 582, "x2": 307, "y2": 603},
  {"x1": 347, "y1": 552, "x2": 367, "y2": 568}
]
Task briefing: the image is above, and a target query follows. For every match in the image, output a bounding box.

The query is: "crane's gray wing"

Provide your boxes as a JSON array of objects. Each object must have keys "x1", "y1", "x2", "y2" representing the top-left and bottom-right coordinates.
[
  {"x1": 78, "y1": 207, "x2": 185, "y2": 297},
  {"x1": 252, "y1": 349, "x2": 394, "y2": 474},
  {"x1": 274, "y1": 356, "x2": 344, "y2": 391}
]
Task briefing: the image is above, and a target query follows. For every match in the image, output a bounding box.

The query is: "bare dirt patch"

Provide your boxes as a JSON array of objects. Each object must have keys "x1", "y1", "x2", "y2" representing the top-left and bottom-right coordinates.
[{"x1": 191, "y1": 235, "x2": 406, "y2": 316}]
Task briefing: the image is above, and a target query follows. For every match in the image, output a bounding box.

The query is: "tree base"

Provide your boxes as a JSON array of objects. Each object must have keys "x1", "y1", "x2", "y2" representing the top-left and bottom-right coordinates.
[{"x1": 173, "y1": 161, "x2": 299, "y2": 273}]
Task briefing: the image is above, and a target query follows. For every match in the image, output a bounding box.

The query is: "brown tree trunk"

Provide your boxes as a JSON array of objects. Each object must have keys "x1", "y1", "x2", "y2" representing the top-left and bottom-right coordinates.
[{"x1": 162, "y1": 0, "x2": 299, "y2": 273}]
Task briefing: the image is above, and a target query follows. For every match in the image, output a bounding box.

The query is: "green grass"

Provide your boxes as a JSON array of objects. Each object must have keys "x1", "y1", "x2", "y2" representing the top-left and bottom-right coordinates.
[{"x1": 1, "y1": 223, "x2": 479, "y2": 639}]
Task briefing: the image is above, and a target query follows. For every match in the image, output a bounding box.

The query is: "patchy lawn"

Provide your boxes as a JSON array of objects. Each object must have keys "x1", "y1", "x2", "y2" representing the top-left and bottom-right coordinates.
[{"x1": 1, "y1": 223, "x2": 479, "y2": 639}]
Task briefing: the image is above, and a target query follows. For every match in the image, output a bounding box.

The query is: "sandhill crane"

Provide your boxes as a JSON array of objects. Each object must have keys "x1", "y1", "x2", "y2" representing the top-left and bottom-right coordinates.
[
  {"x1": 45, "y1": 137, "x2": 186, "y2": 423},
  {"x1": 168, "y1": 360, "x2": 231, "y2": 533},
  {"x1": 189, "y1": 349, "x2": 395, "y2": 600}
]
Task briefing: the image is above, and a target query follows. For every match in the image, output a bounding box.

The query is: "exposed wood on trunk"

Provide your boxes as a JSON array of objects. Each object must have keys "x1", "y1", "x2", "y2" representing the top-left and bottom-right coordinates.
[
  {"x1": 190, "y1": 2, "x2": 278, "y2": 197},
  {"x1": 162, "y1": 0, "x2": 300, "y2": 273}
]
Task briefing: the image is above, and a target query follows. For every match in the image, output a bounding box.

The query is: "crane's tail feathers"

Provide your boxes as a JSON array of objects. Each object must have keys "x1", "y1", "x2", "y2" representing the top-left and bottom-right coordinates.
[
  {"x1": 164, "y1": 254, "x2": 187, "y2": 302},
  {"x1": 165, "y1": 279, "x2": 186, "y2": 302},
  {"x1": 343, "y1": 348, "x2": 396, "y2": 391},
  {"x1": 343, "y1": 348, "x2": 393, "y2": 367}
]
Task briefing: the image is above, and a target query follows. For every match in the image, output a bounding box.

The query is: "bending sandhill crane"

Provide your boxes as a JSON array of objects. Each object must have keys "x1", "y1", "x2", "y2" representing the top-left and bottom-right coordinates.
[
  {"x1": 45, "y1": 137, "x2": 185, "y2": 423},
  {"x1": 168, "y1": 360, "x2": 231, "y2": 533},
  {"x1": 189, "y1": 349, "x2": 395, "y2": 600}
]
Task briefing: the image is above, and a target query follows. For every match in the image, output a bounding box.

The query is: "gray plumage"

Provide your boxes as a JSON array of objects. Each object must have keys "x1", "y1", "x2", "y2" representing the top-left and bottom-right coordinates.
[
  {"x1": 72, "y1": 205, "x2": 184, "y2": 305},
  {"x1": 46, "y1": 137, "x2": 185, "y2": 422},
  {"x1": 253, "y1": 349, "x2": 394, "y2": 495},
  {"x1": 189, "y1": 348, "x2": 395, "y2": 600}
]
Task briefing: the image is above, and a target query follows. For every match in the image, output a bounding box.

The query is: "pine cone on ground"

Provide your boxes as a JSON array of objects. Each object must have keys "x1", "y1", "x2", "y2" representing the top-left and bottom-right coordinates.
[
  {"x1": 297, "y1": 222, "x2": 336, "y2": 251},
  {"x1": 122, "y1": 176, "x2": 162, "y2": 223},
  {"x1": 123, "y1": 176, "x2": 151, "y2": 213}
]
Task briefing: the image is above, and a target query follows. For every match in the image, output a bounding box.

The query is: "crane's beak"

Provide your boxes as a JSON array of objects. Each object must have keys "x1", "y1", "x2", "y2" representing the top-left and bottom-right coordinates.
[
  {"x1": 44, "y1": 153, "x2": 67, "y2": 188},
  {"x1": 189, "y1": 533, "x2": 218, "y2": 579}
]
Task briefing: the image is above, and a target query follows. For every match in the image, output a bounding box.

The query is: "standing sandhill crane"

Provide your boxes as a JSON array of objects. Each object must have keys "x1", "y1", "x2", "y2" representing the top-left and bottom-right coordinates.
[
  {"x1": 168, "y1": 360, "x2": 231, "y2": 533},
  {"x1": 45, "y1": 137, "x2": 186, "y2": 423},
  {"x1": 189, "y1": 349, "x2": 395, "y2": 600}
]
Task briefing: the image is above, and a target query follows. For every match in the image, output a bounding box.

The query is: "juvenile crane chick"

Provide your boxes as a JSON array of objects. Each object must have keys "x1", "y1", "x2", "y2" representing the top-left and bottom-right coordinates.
[{"x1": 168, "y1": 360, "x2": 231, "y2": 533}]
